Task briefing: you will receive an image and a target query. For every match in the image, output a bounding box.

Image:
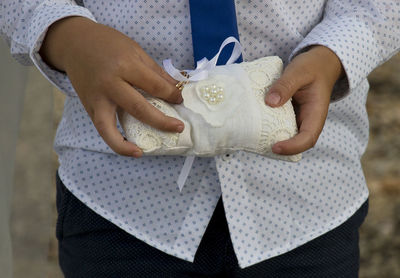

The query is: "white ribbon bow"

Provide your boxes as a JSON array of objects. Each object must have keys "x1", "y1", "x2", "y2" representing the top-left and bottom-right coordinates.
[
  {"x1": 163, "y1": 36, "x2": 243, "y2": 82},
  {"x1": 162, "y1": 36, "x2": 243, "y2": 192}
]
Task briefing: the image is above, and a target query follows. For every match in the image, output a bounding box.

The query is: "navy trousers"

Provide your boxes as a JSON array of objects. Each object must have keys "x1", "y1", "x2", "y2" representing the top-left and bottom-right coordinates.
[{"x1": 56, "y1": 172, "x2": 368, "y2": 278}]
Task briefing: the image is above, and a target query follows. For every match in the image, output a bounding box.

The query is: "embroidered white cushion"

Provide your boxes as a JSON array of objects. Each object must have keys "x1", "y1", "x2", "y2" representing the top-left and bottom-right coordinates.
[{"x1": 119, "y1": 56, "x2": 301, "y2": 162}]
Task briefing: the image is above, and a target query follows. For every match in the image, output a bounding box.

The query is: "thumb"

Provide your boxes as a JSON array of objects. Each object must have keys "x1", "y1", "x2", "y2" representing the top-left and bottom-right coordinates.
[{"x1": 265, "y1": 66, "x2": 313, "y2": 107}]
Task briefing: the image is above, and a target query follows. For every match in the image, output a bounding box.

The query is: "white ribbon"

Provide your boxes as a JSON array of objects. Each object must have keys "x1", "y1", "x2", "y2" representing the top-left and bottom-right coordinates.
[
  {"x1": 164, "y1": 36, "x2": 243, "y2": 191},
  {"x1": 177, "y1": 155, "x2": 196, "y2": 191},
  {"x1": 163, "y1": 36, "x2": 243, "y2": 82}
]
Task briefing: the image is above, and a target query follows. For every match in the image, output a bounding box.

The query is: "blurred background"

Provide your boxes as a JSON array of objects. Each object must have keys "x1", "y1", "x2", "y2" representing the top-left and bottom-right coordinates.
[{"x1": 1, "y1": 40, "x2": 399, "y2": 277}]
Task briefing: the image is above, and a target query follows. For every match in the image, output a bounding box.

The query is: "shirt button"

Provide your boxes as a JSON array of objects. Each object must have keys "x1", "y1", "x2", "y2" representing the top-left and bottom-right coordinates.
[{"x1": 221, "y1": 153, "x2": 231, "y2": 161}]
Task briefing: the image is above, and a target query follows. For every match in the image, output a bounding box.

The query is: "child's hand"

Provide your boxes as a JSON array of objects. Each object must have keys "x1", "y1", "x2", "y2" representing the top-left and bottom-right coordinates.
[
  {"x1": 265, "y1": 46, "x2": 344, "y2": 155},
  {"x1": 39, "y1": 16, "x2": 184, "y2": 158}
]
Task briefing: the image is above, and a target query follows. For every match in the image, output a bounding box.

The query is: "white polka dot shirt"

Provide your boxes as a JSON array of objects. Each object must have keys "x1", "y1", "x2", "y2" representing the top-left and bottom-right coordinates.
[{"x1": 1, "y1": 0, "x2": 399, "y2": 268}]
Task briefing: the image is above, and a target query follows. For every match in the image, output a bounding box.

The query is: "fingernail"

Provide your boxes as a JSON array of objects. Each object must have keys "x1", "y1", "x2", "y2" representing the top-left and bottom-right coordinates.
[
  {"x1": 177, "y1": 94, "x2": 184, "y2": 103},
  {"x1": 176, "y1": 124, "x2": 184, "y2": 133},
  {"x1": 272, "y1": 145, "x2": 282, "y2": 154},
  {"x1": 133, "y1": 151, "x2": 142, "y2": 157},
  {"x1": 266, "y1": 92, "x2": 281, "y2": 106}
]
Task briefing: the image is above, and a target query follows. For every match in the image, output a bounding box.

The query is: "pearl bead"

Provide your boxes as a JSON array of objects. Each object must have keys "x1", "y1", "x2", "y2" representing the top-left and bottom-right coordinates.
[
  {"x1": 217, "y1": 93, "x2": 224, "y2": 100},
  {"x1": 209, "y1": 97, "x2": 216, "y2": 103},
  {"x1": 203, "y1": 92, "x2": 210, "y2": 100}
]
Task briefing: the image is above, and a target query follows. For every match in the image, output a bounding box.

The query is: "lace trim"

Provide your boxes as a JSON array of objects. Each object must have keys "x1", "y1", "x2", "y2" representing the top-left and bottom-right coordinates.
[
  {"x1": 242, "y1": 57, "x2": 301, "y2": 161},
  {"x1": 121, "y1": 98, "x2": 179, "y2": 152}
]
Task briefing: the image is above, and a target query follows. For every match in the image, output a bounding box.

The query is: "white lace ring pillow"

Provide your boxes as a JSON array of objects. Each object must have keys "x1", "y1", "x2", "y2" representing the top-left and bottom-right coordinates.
[{"x1": 119, "y1": 56, "x2": 301, "y2": 162}]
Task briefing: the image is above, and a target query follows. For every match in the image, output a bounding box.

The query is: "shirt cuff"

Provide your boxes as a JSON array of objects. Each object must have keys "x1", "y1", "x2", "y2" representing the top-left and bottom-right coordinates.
[
  {"x1": 27, "y1": 2, "x2": 97, "y2": 97},
  {"x1": 289, "y1": 16, "x2": 377, "y2": 102}
]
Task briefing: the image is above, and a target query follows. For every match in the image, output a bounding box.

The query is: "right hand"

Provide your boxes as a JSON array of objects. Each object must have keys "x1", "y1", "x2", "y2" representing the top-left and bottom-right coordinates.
[{"x1": 39, "y1": 16, "x2": 185, "y2": 157}]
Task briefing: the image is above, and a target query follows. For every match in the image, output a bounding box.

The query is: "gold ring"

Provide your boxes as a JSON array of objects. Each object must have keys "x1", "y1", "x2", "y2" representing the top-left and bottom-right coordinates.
[
  {"x1": 175, "y1": 81, "x2": 186, "y2": 90},
  {"x1": 175, "y1": 71, "x2": 190, "y2": 90}
]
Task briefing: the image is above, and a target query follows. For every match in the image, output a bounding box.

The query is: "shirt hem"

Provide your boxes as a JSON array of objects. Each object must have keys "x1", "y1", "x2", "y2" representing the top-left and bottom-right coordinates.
[{"x1": 236, "y1": 188, "x2": 369, "y2": 268}]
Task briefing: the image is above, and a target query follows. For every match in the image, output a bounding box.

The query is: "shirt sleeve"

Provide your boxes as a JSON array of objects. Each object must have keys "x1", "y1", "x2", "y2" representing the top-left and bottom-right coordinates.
[
  {"x1": 289, "y1": 1, "x2": 400, "y2": 102},
  {"x1": 0, "y1": 0, "x2": 97, "y2": 96}
]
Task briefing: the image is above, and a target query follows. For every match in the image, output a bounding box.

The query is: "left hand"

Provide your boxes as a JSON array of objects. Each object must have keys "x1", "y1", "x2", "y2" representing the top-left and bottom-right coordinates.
[{"x1": 265, "y1": 45, "x2": 344, "y2": 155}]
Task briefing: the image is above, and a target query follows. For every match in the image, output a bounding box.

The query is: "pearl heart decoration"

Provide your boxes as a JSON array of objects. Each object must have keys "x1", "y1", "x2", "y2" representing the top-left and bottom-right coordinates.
[{"x1": 200, "y1": 84, "x2": 225, "y2": 105}]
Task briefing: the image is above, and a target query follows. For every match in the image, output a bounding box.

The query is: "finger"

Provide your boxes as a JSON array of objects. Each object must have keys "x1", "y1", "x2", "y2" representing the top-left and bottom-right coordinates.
[
  {"x1": 112, "y1": 80, "x2": 185, "y2": 133},
  {"x1": 134, "y1": 47, "x2": 179, "y2": 85},
  {"x1": 122, "y1": 60, "x2": 183, "y2": 104},
  {"x1": 271, "y1": 101, "x2": 328, "y2": 155},
  {"x1": 265, "y1": 65, "x2": 314, "y2": 107},
  {"x1": 92, "y1": 102, "x2": 143, "y2": 157},
  {"x1": 271, "y1": 130, "x2": 317, "y2": 156}
]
